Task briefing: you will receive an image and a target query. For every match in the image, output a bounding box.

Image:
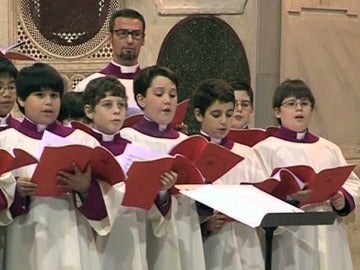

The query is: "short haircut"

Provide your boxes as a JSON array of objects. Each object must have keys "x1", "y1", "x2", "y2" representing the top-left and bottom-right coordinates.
[
  {"x1": 272, "y1": 79, "x2": 315, "y2": 109},
  {"x1": 192, "y1": 78, "x2": 235, "y2": 116},
  {"x1": 58, "y1": 91, "x2": 85, "y2": 122},
  {"x1": 133, "y1": 65, "x2": 178, "y2": 109},
  {"x1": 16, "y1": 63, "x2": 64, "y2": 114},
  {"x1": 83, "y1": 76, "x2": 127, "y2": 110},
  {"x1": 230, "y1": 81, "x2": 254, "y2": 105},
  {"x1": 0, "y1": 58, "x2": 18, "y2": 79},
  {"x1": 109, "y1": 8, "x2": 146, "y2": 33}
]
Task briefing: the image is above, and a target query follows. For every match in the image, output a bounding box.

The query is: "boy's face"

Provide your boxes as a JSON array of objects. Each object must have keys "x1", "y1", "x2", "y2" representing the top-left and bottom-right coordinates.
[
  {"x1": 274, "y1": 96, "x2": 313, "y2": 132},
  {"x1": 18, "y1": 89, "x2": 61, "y2": 125},
  {"x1": 0, "y1": 74, "x2": 17, "y2": 117},
  {"x1": 232, "y1": 90, "x2": 253, "y2": 129},
  {"x1": 85, "y1": 94, "x2": 127, "y2": 134},
  {"x1": 136, "y1": 75, "x2": 177, "y2": 126},
  {"x1": 194, "y1": 100, "x2": 234, "y2": 140}
]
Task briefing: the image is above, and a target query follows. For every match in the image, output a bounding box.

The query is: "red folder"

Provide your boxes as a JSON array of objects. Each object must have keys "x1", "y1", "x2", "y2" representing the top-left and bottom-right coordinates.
[
  {"x1": 121, "y1": 154, "x2": 205, "y2": 209},
  {"x1": 170, "y1": 99, "x2": 189, "y2": 129},
  {"x1": 254, "y1": 164, "x2": 356, "y2": 207},
  {"x1": 227, "y1": 126, "x2": 279, "y2": 147},
  {"x1": 0, "y1": 149, "x2": 38, "y2": 175},
  {"x1": 31, "y1": 145, "x2": 125, "y2": 196},
  {"x1": 0, "y1": 42, "x2": 36, "y2": 61},
  {"x1": 169, "y1": 135, "x2": 244, "y2": 183}
]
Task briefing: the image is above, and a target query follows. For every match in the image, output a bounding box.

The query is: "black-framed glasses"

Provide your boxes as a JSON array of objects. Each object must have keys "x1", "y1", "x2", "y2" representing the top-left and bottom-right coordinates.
[
  {"x1": 0, "y1": 85, "x2": 16, "y2": 94},
  {"x1": 111, "y1": 29, "x2": 144, "y2": 40}
]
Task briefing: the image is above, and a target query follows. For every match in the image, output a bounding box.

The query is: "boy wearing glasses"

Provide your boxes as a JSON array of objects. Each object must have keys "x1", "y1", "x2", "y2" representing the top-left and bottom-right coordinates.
[
  {"x1": 254, "y1": 79, "x2": 359, "y2": 270},
  {"x1": 75, "y1": 8, "x2": 145, "y2": 115},
  {"x1": 230, "y1": 81, "x2": 254, "y2": 129},
  {"x1": 0, "y1": 58, "x2": 19, "y2": 131}
]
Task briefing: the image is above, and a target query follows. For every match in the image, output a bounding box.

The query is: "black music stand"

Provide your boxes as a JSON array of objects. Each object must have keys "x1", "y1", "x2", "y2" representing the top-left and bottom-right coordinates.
[{"x1": 261, "y1": 212, "x2": 336, "y2": 270}]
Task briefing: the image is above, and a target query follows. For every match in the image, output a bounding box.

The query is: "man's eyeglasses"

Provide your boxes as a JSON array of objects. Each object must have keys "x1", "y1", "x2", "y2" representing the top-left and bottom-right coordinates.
[
  {"x1": 111, "y1": 29, "x2": 144, "y2": 40},
  {"x1": 281, "y1": 99, "x2": 312, "y2": 109},
  {"x1": 235, "y1": 100, "x2": 252, "y2": 109},
  {"x1": 0, "y1": 85, "x2": 16, "y2": 94}
]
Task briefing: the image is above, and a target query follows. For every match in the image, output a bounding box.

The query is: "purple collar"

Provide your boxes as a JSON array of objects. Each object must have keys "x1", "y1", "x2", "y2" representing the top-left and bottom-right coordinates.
[
  {"x1": 90, "y1": 129, "x2": 130, "y2": 155},
  {"x1": 133, "y1": 118, "x2": 180, "y2": 139},
  {"x1": 17, "y1": 118, "x2": 75, "y2": 139},
  {"x1": 272, "y1": 126, "x2": 319, "y2": 143},
  {"x1": 0, "y1": 114, "x2": 20, "y2": 131},
  {"x1": 100, "y1": 62, "x2": 141, "y2": 80},
  {"x1": 199, "y1": 132, "x2": 234, "y2": 150}
]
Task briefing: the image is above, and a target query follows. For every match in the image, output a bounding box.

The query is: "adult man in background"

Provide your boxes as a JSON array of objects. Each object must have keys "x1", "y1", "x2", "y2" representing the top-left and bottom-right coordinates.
[{"x1": 75, "y1": 8, "x2": 145, "y2": 115}]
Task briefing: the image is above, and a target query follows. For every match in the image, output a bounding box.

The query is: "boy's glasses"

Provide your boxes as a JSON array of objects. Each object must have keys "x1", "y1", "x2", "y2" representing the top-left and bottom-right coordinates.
[
  {"x1": 281, "y1": 99, "x2": 312, "y2": 109},
  {"x1": 111, "y1": 29, "x2": 144, "y2": 40},
  {"x1": 0, "y1": 85, "x2": 16, "y2": 94},
  {"x1": 235, "y1": 100, "x2": 251, "y2": 110}
]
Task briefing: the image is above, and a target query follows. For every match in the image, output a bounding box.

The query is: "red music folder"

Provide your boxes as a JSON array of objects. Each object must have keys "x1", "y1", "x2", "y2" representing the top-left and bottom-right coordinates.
[
  {"x1": 31, "y1": 145, "x2": 125, "y2": 196},
  {"x1": 227, "y1": 126, "x2": 279, "y2": 147},
  {"x1": 253, "y1": 164, "x2": 356, "y2": 207},
  {"x1": 169, "y1": 135, "x2": 244, "y2": 183},
  {"x1": 0, "y1": 41, "x2": 36, "y2": 61},
  {"x1": 0, "y1": 148, "x2": 38, "y2": 175},
  {"x1": 121, "y1": 154, "x2": 205, "y2": 210}
]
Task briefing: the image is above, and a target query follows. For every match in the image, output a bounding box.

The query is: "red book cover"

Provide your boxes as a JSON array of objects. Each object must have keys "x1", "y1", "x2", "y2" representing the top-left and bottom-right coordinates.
[
  {"x1": 227, "y1": 126, "x2": 279, "y2": 147},
  {"x1": 170, "y1": 99, "x2": 189, "y2": 129},
  {"x1": 0, "y1": 150, "x2": 15, "y2": 175},
  {"x1": 0, "y1": 149, "x2": 38, "y2": 175},
  {"x1": 121, "y1": 154, "x2": 205, "y2": 209},
  {"x1": 169, "y1": 135, "x2": 244, "y2": 183},
  {"x1": 31, "y1": 145, "x2": 125, "y2": 196},
  {"x1": 0, "y1": 41, "x2": 36, "y2": 61},
  {"x1": 253, "y1": 164, "x2": 356, "y2": 206}
]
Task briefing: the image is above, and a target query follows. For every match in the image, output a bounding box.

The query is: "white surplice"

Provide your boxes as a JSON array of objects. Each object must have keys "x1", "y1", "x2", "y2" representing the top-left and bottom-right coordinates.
[
  {"x1": 0, "y1": 126, "x2": 122, "y2": 270},
  {"x1": 203, "y1": 142, "x2": 265, "y2": 270},
  {"x1": 121, "y1": 127, "x2": 206, "y2": 270},
  {"x1": 254, "y1": 136, "x2": 360, "y2": 270}
]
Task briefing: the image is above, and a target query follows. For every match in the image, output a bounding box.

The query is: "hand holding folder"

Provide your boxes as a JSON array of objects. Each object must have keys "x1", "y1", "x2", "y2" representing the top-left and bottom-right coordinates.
[
  {"x1": 253, "y1": 164, "x2": 356, "y2": 207},
  {"x1": 31, "y1": 145, "x2": 125, "y2": 196},
  {"x1": 169, "y1": 135, "x2": 244, "y2": 183}
]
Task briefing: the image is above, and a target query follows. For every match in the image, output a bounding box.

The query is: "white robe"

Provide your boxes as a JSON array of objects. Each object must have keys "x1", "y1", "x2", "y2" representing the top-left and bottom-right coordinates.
[
  {"x1": 203, "y1": 142, "x2": 265, "y2": 270},
  {"x1": 121, "y1": 127, "x2": 206, "y2": 270},
  {"x1": 0, "y1": 127, "x2": 122, "y2": 270},
  {"x1": 253, "y1": 136, "x2": 360, "y2": 270}
]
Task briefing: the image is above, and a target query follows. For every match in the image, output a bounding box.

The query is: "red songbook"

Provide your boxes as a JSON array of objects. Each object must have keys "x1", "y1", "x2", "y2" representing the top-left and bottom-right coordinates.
[
  {"x1": 121, "y1": 154, "x2": 205, "y2": 210},
  {"x1": 0, "y1": 149, "x2": 38, "y2": 175},
  {"x1": 169, "y1": 135, "x2": 244, "y2": 183},
  {"x1": 254, "y1": 164, "x2": 356, "y2": 207},
  {"x1": 0, "y1": 41, "x2": 36, "y2": 61},
  {"x1": 227, "y1": 126, "x2": 279, "y2": 147},
  {"x1": 31, "y1": 145, "x2": 125, "y2": 196},
  {"x1": 170, "y1": 99, "x2": 189, "y2": 129}
]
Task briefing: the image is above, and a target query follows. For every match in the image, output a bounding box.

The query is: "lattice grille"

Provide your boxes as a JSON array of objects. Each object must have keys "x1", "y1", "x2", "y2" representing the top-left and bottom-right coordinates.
[{"x1": 17, "y1": 0, "x2": 117, "y2": 59}]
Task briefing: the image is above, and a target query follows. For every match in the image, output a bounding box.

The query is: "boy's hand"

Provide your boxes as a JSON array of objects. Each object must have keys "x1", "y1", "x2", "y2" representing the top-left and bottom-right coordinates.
[
  {"x1": 289, "y1": 189, "x2": 312, "y2": 203},
  {"x1": 206, "y1": 212, "x2": 228, "y2": 234},
  {"x1": 330, "y1": 191, "x2": 345, "y2": 210},
  {"x1": 160, "y1": 170, "x2": 177, "y2": 191},
  {"x1": 17, "y1": 177, "x2": 37, "y2": 197},
  {"x1": 58, "y1": 163, "x2": 92, "y2": 194}
]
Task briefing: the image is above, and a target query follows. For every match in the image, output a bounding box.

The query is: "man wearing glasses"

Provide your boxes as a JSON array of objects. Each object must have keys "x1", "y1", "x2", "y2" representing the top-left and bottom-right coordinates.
[{"x1": 75, "y1": 8, "x2": 145, "y2": 115}]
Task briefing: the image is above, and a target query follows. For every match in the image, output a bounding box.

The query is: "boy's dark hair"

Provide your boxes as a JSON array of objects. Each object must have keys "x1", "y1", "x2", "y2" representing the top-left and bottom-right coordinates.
[
  {"x1": 230, "y1": 81, "x2": 254, "y2": 105},
  {"x1": 192, "y1": 78, "x2": 235, "y2": 116},
  {"x1": 0, "y1": 58, "x2": 18, "y2": 79},
  {"x1": 58, "y1": 91, "x2": 86, "y2": 122},
  {"x1": 133, "y1": 65, "x2": 178, "y2": 109},
  {"x1": 109, "y1": 8, "x2": 146, "y2": 33},
  {"x1": 272, "y1": 79, "x2": 315, "y2": 109},
  {"x1": 83, "y1": 76, "x2": 127, "y2": 110},
  {"x1": 16, "y1": 63, "x2": 64, "y2": 114}
]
